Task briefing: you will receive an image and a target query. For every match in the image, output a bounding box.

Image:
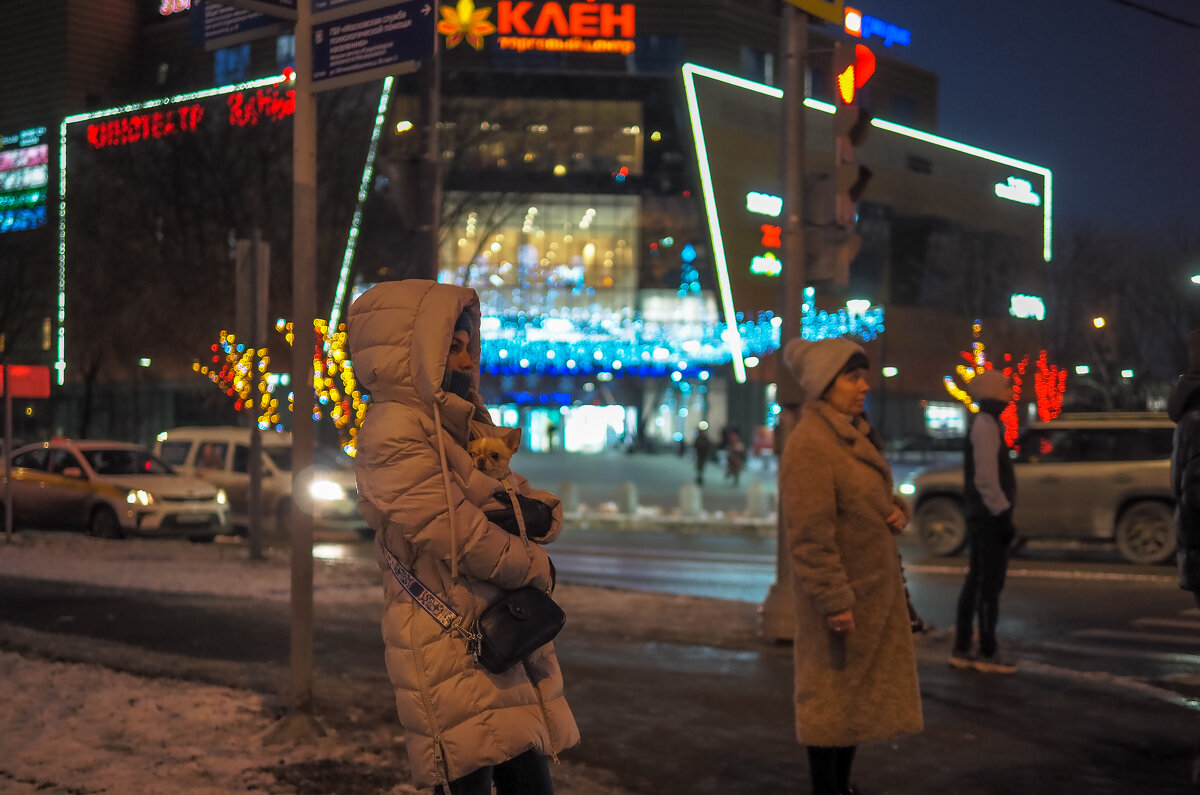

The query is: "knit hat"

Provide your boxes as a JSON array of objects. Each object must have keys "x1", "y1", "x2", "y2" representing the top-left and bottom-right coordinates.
[
  {"x1": 783, "y1": 337, "x2": 867, "y2": 397},
  {"x1": 969, "y1": 369, "x2": 1010, "y2": 402},
  {"x1": 453, "y1": 310, "x2": 473, "y2": 334}
]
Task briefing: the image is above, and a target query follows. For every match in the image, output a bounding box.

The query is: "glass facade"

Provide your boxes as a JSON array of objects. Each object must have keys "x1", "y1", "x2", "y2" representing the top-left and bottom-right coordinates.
[{"x1": 439, "y1": 191, "x2": 641, "y2": 316}]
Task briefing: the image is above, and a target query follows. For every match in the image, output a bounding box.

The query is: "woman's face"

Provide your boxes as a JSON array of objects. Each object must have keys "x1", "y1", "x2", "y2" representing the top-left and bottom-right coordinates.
[
  {"x1": 447, "y1": 330, "x2": 475, "y2": 374},
  {"x1": 824, "y1": 367, "x2": 870, "y2": 415}
]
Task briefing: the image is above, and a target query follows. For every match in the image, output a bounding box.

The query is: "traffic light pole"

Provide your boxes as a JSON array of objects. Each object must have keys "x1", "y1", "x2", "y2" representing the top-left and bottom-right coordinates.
[{"x1": 760, "y1": 2, "x2": 807, "y2": 642}]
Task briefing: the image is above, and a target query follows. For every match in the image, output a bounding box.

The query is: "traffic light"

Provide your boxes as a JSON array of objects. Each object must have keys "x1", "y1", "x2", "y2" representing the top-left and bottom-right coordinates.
[{"x1": 833, "y1": 42, "x2": 874, "y2": 230}]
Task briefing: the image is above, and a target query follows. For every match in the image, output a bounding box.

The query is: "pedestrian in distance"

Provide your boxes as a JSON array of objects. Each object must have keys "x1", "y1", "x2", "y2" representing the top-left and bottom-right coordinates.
[
  {"x1": 948, "y1": 368, "x2": 1018, "y2": 674},
  {"x1": 693, "y1": 426, "x2": 714, "y2": 485},
  {"x1": 725, "y1": 430, "x2": 747, "y2": 487},
  {"x1": 780, "y1": 337, "x2": 924, "y2": 795},
  {"x1": 348, "y1": 280, "x2": 578, "y2": 795},
  {"x1": 1168, "y1": 329, "x2": 1200, "y2": 786}
]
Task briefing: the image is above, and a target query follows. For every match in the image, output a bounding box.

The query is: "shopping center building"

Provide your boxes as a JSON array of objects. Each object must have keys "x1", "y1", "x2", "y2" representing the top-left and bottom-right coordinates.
[{"x1": 1, "y1": 0, "x2": 1050, "y2": 451}]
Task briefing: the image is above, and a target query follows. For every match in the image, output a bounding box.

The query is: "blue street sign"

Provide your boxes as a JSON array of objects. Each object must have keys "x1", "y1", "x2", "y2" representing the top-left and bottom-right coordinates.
[
  {"x1": 311, "y1": 2, "x2": 434, "y2": 92},
  {"x1": 190, "y1": 0, "x2": 290, "y2": 50}
]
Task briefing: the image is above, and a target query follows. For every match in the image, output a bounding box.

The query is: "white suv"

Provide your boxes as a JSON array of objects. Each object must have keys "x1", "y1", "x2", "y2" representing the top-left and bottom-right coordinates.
[
  {"x1": 910, "y1": 413, "x2": 1176, "y2": 564},
  {"x1": 154, "y1": 426, "x2": 367, "y2": 538}
]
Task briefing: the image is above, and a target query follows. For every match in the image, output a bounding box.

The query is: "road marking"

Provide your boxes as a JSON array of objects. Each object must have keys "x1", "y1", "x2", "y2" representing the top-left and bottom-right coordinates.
[
  {"x1": 1072, "y1": 629, "x2": 1200, "y2": 647},
  {"x1": 908, "y1": 563, "x2": 1174, "y2": 584},
  {"x1": 1039, "y1": 638, "x2": 1200, "y2": 664},
  {"x1": 1132, "y1": 617, "x2": 1200, "y2": 631}
]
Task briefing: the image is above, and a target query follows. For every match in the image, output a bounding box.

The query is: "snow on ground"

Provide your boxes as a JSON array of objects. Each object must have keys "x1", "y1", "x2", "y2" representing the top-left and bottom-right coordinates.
[{"x1": 0, "y1": 532, "x2": 752, "y2": 794}]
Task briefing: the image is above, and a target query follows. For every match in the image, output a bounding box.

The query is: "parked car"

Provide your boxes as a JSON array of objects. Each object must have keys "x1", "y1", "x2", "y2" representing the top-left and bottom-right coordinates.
[
  {"x1": 909, "y1": 412, "x2": 1176, "y2": 564},
  {"x1": 0, "y1": 438, "x2": 229, "y2": 541},
  {"x1": 154, "y1": 426, "x2": 367, "y2": 537}
]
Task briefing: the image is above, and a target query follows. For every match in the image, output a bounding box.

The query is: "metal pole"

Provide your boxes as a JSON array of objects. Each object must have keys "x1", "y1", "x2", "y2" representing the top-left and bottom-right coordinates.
[
  {"x1": 760, "y1": 3, "x2": 807, "y2": 642},
  {"x1": 3, "y1": 363, "x2": 12, "y2": 542},
  {"x1": 248, "y1": 229, "x2": 265, "y2": 562},
  {"x1": 266, "y1": 0, "x2": 322, "y2": 743},
  {"x1": 416, "y1": 39, "x2": 441, "y2": 280}
]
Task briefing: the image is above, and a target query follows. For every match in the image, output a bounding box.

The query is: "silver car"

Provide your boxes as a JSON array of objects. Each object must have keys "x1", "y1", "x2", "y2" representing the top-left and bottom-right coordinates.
[
  {"x1": 2, "y1": 439, "x2": 229, "y2": 541},
  {"x1": 909, "y1": 413, "x2": 1176, "y2": 565}
]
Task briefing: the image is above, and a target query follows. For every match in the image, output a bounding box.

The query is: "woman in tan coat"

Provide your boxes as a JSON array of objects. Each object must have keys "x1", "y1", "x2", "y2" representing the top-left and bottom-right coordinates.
[
  {"x1": 348, "y1": 280, "x2": 579, "y2": 794},
  {"x1": 780, "y1": 337, "x2": 923, "y2": 795}
]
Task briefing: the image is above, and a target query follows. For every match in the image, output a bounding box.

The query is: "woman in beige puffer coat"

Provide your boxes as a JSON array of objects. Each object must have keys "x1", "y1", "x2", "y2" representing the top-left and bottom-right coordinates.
[
  {"x1": 780, "y1": 337, "x2": 923, "y2": 795},
  {"x1": 348, "y1": 280, "x2": 579, "y2": 794}
]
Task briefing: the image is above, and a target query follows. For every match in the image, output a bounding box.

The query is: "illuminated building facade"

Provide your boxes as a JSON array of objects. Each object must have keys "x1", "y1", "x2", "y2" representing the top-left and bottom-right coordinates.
[{"x1": 1, "y1": 0, "x2": 1048, "y2": 450}]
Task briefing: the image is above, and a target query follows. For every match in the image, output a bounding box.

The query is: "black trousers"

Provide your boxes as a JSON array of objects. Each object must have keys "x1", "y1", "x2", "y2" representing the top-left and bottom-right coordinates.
[
  {"x1": 806, "y1": 745, "x2": 856, "y2": 795},
  {"x1": 954, "y1": 511, "x2": 1013, "y2": 657},
  {"x1": 434, "y1": 750, "x2": 553, "y2": 795}
]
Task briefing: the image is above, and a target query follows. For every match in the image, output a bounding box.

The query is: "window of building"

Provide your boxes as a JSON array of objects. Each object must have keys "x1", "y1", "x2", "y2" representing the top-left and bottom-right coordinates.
[
  {"x1": 439, "y1": 192, "x2": 639, "y2": 315},
  {"x1": 214, "y1": 44, "x2": 251, "y2": 86},
  {"x1": 405, "y1": 96, "x2": 644, "y2": 177}
]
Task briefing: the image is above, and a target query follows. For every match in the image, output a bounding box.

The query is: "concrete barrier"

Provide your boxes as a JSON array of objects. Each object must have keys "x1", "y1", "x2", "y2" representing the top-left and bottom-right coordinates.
[
  {"x1": 678, "y1": 483, "x2": 703, "y2": 517},
  {"x1": 616, "y1": 482, "x2": 639, "y2": 516},
  {"x1": 559, "y1": 481, "x2": 580, "y2": 514}
]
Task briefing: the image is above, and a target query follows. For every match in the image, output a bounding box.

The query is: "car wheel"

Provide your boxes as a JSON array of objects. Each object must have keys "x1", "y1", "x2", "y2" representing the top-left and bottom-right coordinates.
[
  {"x1": 915, "y1": 497, "x2": 967, "y2": 556},
  {"x1": 89, "y1": 506, "x2": 124, "y2": 539},
  {"x1": 1115, "y1": 501, "x2": 1176, "y2": 565},
  {"x1": 188, "y1": 534, "x2": 216, "y2": 544}
]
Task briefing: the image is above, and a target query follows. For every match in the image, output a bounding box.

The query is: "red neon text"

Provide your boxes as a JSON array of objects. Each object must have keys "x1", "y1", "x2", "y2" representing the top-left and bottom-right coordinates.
[
  {"x1": 497, "y1": 2, "x2": 636, "y2": 38},
  {"x1": 228, "y1": 89, "x2": 296, "y2": 127},
  {"x1": 86, "y1": 105, "x2": 205, "y2": 150}
]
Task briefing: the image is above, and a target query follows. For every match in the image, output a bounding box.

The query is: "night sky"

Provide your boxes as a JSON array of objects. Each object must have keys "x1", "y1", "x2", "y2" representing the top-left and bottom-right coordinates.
[{"x1": 854, "y1": 0, "x2": 1199, "y2": 233}]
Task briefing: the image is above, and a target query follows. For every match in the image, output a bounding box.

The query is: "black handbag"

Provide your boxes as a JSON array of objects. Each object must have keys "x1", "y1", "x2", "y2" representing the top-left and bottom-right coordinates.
[
  {"x1": 474, "y1": 586, "x2": 566, "y2": 674},
  {"x1": 380, "y1": 541, "x2": 564, "y2": 674}
]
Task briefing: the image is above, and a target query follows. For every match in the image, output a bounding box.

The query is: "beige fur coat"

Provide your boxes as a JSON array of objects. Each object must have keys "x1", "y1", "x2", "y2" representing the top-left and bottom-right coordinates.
[{"x1": 780, "y1": 399, "x2": 923, "y2": 747}]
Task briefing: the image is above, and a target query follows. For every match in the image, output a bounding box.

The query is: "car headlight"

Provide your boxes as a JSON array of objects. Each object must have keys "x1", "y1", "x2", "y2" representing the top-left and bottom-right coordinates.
[
  {"x1": 126, "y1": 489, "x2": 155, "y2": 506},
  {"x1": 308, "y1": 479, "x2": 347, "y2": 502},
  {"x1": 898, "y1": 482, "x2": 916, "y2": 496},
  {"x1": 216, "y1": 488, "x2": 227, "y2": 505}
]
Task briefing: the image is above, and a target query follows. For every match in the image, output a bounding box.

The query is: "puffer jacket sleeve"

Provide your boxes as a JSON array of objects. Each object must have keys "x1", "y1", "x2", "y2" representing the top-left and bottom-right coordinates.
[
  {"x1": 781, "y1": 429, "x2": 855, "y2": 617},
  {"x1": 359, "y1": 420, "x2": 552, "y2": 592}
]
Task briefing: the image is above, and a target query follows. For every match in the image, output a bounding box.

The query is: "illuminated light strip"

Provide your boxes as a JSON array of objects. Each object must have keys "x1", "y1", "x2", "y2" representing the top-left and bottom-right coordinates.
[
  {"x1": 56, "y1": 73, "x2": 289, "y2": 385},
  {"x1": 328, "y1": 77, "x2": 393, "y2": 333},
  {"x1": 869, "y1": 117, "x2": 1053, "y2": 263},
  {"x1": 682, "y1": 64, "x2": 784, "y2": 383}
]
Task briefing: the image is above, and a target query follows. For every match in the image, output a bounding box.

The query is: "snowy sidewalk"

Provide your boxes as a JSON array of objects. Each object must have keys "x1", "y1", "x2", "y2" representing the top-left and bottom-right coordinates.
[{"x1": 0, "y1": 533, "x2": 751, "y2": 795}]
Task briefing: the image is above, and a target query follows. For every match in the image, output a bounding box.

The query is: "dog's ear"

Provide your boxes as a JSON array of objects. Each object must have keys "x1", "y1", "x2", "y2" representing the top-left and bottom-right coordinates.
[{"x1": 501, "y1": 426, "x2": 522, "y2": 455}]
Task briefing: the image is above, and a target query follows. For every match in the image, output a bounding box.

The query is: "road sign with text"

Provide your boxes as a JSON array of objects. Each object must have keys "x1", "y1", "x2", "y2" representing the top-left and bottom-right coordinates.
[
  {"x1": 783, "y1": 0, "x2": 843, "y2": 26},
  {"x1": 311, "y1": 2, "x2": 433, "y2": 92},
  {"x1": 190, "y1": 0, "x2": 291, "y2": 50}
]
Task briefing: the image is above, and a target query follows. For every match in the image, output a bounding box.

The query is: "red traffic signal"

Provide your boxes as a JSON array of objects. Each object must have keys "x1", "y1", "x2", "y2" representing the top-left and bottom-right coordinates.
[{"x1": 835, "y1": 43, "x2": 876, "y2": 105}]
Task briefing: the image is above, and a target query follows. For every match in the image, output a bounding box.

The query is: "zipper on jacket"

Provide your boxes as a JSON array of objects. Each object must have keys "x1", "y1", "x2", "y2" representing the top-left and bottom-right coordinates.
[
  {"x1": 530, "y1": 674, "x2": 560, "y2": 764},
  {"x1": 411, "y1": 614, "x2": 453, "y2": 784}
]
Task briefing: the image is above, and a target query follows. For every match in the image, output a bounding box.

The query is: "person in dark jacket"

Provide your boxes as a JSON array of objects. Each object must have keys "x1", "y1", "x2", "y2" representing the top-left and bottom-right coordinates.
[
  {"x1": 949, "y1": 368, "x2": 1017, "y2": 674},
  {"x1": 1168, "y1": 330, "x2": 1200, "y2": 787},
  {"x1": 1168, "y1": 334, "x2": 1200, "y2": 607}
]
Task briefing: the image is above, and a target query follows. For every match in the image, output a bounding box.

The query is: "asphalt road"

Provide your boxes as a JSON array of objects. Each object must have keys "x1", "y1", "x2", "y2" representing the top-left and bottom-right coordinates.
[{"x1": 0, "y1": 544, "x2": 1196, "y2": 794}]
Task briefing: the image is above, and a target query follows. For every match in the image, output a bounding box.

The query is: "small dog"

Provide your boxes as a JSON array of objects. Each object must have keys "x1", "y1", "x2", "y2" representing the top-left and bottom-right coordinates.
[{"x1": 468, "y1": 427, "x2": 522, "y2": 481}]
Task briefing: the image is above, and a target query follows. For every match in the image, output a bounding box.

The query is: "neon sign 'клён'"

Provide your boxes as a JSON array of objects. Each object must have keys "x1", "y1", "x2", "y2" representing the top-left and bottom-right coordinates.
[{"x1": 497, "y1": 1, "x2": 635, "y2": 37}]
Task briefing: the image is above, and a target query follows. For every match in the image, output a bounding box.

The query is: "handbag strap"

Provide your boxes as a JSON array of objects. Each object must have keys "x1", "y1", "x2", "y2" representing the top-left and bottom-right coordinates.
[{"x1": 379, "y1": 538, "x2": 479, "y2": 647}]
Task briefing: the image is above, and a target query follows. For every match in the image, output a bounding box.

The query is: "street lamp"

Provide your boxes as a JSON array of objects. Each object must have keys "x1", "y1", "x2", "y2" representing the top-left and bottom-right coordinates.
[{"x1": 1092, "y1": 316, "x2": 1106, "y2": 329}]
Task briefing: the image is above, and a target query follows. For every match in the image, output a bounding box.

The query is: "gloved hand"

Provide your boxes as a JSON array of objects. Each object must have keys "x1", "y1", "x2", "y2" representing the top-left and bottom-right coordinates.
[{"x1": 484, "y1": 491, "x2": 554, "y2": 539}]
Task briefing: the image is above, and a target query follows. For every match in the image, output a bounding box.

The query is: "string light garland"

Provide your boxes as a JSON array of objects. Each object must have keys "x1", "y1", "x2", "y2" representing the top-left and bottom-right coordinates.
[
  {"x1": 943, "y1": 321, "x2": 1067, "y2": 445},
  {"x1": 198, "y1": 290, "x2": 885, "y2": 455}
]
